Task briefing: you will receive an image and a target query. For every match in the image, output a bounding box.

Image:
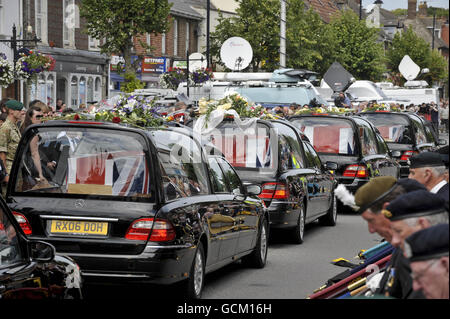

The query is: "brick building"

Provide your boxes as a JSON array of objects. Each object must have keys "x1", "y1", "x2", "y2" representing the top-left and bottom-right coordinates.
[
  {"x1": 24, "y1": 0, "x2": 109, "y2": 109},
  {"x1": 117, "y1": 0, "x2": 203, "y2": 88}
]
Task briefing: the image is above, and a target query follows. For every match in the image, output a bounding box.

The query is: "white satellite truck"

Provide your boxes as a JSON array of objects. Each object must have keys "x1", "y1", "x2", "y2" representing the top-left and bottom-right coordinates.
[
  {"x1": 316, "y1": 61, "x2": 410, "y2": 106},
  {"x1": 375, "y1": 55, "x2": 439, "y2": 105},
  {"x1": 176, "y1": 37, "x2": 327, "y2": 107}
]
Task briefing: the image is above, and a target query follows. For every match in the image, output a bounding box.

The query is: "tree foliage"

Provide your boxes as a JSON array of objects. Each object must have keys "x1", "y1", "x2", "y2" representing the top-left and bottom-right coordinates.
[
  {"x1": 210, "y1": 0, "x2": 280, "y2": 71},
  {"x1": 80, "y1": 0, "x2": 172, "y2": 76},
  {"x1": 285, "y1": 1, "x2": 334, "y2": 75},
  {"x1": 211, "y1": 1, "x2": 386, "y2": 81},
  {"x1": 326, "y1": 10, "x2": 386, "y2": 81}
]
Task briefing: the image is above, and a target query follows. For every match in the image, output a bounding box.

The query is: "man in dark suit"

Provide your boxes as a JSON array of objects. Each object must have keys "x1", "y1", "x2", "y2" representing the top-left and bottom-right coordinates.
[{"x1": 408, "y1": 152, "x2": 449, "y2": 203}]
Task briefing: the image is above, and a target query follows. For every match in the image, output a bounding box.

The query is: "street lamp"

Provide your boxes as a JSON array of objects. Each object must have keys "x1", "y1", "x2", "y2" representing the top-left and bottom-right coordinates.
[
  {"x1": 0, "y1": 24, "x2": 40, "y2": 100},
  {"x1": 206, "y1": 0, "x2": 210, "y2": 69},
  {"x1": 359, "y1": 0, "x2": 362, "y2": 20}
]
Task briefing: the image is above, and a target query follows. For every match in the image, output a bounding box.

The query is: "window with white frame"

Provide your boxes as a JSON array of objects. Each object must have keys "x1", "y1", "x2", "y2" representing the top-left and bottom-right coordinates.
[
  {"x1": 63, "y1": 0, "x2": 77, "y2": 47},
  {"x1": 35, "y1": 0, "x2": 48, "y2": 44},
  {"x1": 146, "y1": 33, "x2": 151, "y2": 46},
  {"x1": 88, "y1": 36, "x2": 101, "y2": 51},
  {"x1": 0, "y1": 0, "x2": 4, "y2": 35},
  {"x1": 173, "y1": 19, "x2": 178, "y2": 56},
  {"x1": 162, "y1": 32, "x2": 166, "y2": 55},
  {"x1": 185, "y1": 21, "x2": 190, "y2": 53}
]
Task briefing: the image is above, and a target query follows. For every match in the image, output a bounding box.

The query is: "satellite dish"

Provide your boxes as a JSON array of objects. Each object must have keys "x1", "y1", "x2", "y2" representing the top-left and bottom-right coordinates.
[
  {"x1": 322, "y1": 61, "x2": 356, "y2": 93},
  {"x1": 398, "y1": 55, "x2": 420, "y2": 81},
  {"x1": 220, "y1": 37, "x2": 253, "y2": 71},
  {"x1": 188, "y1": 52, "x2": 207, "y2": 72}
]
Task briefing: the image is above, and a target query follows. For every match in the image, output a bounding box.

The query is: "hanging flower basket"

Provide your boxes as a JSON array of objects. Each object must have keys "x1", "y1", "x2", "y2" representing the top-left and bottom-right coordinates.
[
  {"x1": 189, "y1": 68, "x2": 214, "y2": 85},
  {"x1": 15, "y1": 50, "x2": 54, "y2": 83},
  {"x1": 0, "y1": 53, "x2": 15, "y2": 87},
  {"x1": 159, "y1": 67, "x2": 189, "y2": 90}
]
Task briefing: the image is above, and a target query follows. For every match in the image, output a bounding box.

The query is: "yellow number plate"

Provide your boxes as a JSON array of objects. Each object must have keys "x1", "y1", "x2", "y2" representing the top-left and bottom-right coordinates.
[{"x1": 50, "y1": 220, "x2": 108, "y2": 236}]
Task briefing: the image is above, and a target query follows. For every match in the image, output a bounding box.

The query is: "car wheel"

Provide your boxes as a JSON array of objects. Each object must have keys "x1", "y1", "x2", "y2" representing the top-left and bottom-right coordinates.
[
  {"x1": 185, "y1": 242, "x2": 205, "y2": 299},
  {"x1": 242, "y1": 218, "x2": 268, "y2": 268},
  {"x1": 319, "y1": 194, "x2": 337, "y2": 226},
  {"x1": 292, "y1": 206, "x2": 305, "y2": 244}
]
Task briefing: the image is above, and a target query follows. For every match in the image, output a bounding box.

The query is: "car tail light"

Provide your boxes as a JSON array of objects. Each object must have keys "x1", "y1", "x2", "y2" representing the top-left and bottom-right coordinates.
[
  {"x1": 343, "y1": 164, "x2": 368, "y2": 178},
  {"x1": 400, "y1": 150, "x2": 418, "y2": 161},
  {"x1": 259, "y1": 182, "x2": 289, "y2": 200},
  {"x1": 125, "y1": 218, "x2": 176, "y2": 241},
  {"x1": 12, "y1": 212, "x2": 32, "y2": 235}
]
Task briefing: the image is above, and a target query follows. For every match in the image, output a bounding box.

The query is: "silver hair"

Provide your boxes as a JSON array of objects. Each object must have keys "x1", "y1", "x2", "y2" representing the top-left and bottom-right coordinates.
[
  {"x1": 404, "y1": 212, "x2": 449, "y2": 227},
  {"x1": 429, "y1": 166, "x2": 447, "y2": 177}
]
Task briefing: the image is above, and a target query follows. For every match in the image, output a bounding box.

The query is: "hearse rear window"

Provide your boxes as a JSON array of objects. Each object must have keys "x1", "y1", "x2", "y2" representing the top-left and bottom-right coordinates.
[
  {"x1": 14, "y1": 127, "x2": 153, "y2": 199},
  {"x1": 290, "y1": 118, "x2": 356, "y2": 155},
  {"x1": 359, "y1": 113, "x2": 414, "y2": 144},
  {"x1": 208, "y1": 122, "x2": 277, "y2": 171}
]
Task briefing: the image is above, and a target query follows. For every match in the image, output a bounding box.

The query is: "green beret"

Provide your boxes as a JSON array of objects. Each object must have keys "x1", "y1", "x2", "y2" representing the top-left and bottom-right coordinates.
[
  {"x1": 5, "y1": 99, "x2": 24, "y2": 111},
  {"x1": 354, "y1": 176, "x2": 397, "y2": 213}
]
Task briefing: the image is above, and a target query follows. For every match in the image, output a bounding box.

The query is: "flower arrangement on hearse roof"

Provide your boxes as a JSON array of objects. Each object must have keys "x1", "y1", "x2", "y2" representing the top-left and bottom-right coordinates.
[
  {"x1": 15, "y1": 49, "x2": 54, "y2": 83},
  {"x1": 198, "y1": 93, "x2": 266, "y2": 123},
  {"x1": 53, "y1": 94, "x2": 165, "y2": 128},
  {"x1": 362, "y1": 103, "x2": 400, "y2": 112},
  {"x1": 294, "y1": 105, "x2": 355, "y2": 115},
  {"x1": 0, "y1": 53, "x2": 15, "y2": 87}
]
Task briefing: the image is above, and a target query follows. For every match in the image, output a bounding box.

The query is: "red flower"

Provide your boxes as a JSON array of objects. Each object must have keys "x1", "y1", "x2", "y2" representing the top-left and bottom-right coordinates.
[
  {"x1": 73, "y1": 114, "x2": 80, "y2": 120},
  {"x1": 112, "y1": 116, "x2": 121, "y2": 123}
]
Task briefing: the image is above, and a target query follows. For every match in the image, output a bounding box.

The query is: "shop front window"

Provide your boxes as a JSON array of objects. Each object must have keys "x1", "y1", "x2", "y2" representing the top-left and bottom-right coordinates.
[
  {"x1": 46, "y1": 74, "x2": 54, "y2": 106},
  {"x1": 38, "y1": 74, "x2": 46, "y2": 102},
  {"x1": 71, "y1": 76, "x2": 78, "y2": 108},
  {"x1": 79, "y1": 76, "x2": 86, "y2": 107},
  {"x1": 94, "y1": 77, "x2": 101, "y2": 101},
  {"x1": 87, "y1": 77, "x2": 94, "y2": 103}
]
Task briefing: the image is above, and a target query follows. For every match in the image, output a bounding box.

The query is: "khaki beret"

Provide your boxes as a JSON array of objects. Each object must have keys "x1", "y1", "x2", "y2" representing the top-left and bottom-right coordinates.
[
  {"x1": 5, "y1": 99, "x2": 24, "y2": 111},
  {"x1": 354, "y1": 176, "x2": 397, "y2": 213}
]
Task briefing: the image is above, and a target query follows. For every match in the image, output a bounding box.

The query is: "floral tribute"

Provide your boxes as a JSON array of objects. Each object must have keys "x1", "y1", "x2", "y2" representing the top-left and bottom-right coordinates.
[
  {"x1": 0, "y1": 53, "x2": 14, "y2": 87},
  {"x1": 15, "y1": 49, "x2": 54, "y2": 83},
  {"x1": 198, "y1": 93, "x2": 265, "y2": 123},
  {"x1": 362, "y1": 104, "x2": 390, "y2": 112},
  {"x1": 294, "y1": 106, "x2": 353, "y2": 115},
  {"x1": 55, "y1": 94, "x2": 164, "y2": 128}
]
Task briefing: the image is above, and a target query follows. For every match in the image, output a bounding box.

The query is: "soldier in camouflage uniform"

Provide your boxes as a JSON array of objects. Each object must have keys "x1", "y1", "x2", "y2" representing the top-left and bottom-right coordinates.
[{"x1": 0, "y1": 99, "x2": 24, "y2": 197}]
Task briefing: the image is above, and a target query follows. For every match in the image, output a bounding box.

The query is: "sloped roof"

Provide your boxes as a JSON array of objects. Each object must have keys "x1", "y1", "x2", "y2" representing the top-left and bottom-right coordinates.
[
  {"x1": 304, "y1": 0, "x2": 341, "y2": 23},
  {"x1": 403, "y1": 17, "x2": 449, "y2": 49},
  {"x1": 168, "y1": 0, "x2": 205, "y2": 20}
]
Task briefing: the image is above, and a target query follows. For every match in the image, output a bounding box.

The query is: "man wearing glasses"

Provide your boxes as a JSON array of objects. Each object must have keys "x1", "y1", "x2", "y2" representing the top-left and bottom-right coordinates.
[{"x1": 404, "y1": 224, "x2": 449, "y2": 299}]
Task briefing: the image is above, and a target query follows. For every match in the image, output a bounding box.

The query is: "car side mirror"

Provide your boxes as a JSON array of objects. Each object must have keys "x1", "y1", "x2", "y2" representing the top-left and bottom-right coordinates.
[
  {"x1": 391, "y1": 151, "x2": 402, "y2": 157},
  {"x1": 324, "y1": 161, "x2": 338, "y2": 171},
  {"x1": 245, "y1": 184, "x2": 262, "y2": 196},
  {"x1": 438, "y1": 139, "x2": 447, "y2": 146},
  {"x1": 29, "y1": 240, "x2": 55, "y2": 263}
]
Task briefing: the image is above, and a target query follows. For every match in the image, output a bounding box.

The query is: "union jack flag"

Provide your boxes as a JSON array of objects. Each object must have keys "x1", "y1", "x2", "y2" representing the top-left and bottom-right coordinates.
[
  {"x1": 67, "y1": 151, "x2": 149, "y2": 196},
  {"x1": 376, "y1": 125, "x2": 403, "y2": 143},
  {"x1": 210, "y1": 134, "x2": 272, "y2": 168},
  {"x1": 301, "y1": 126, "x2": 354, "y2": 155}
]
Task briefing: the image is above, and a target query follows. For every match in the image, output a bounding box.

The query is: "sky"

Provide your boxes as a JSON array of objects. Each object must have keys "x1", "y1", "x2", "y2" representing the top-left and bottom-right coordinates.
[{"x1": 362, "y1": 0, "x2": 449, "y2": 10}]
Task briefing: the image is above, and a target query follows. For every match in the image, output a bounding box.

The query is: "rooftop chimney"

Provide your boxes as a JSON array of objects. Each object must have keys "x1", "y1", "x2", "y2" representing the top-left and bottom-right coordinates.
[
  {"x1": 418, "y1": 1, "x2": 428, "y2": 16},
  {"x1": 408, "y1": 0, "x2": 417, "y2": 19}
]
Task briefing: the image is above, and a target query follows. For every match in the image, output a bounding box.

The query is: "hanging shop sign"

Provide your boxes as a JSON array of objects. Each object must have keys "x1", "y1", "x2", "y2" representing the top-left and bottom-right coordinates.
[{"x1": 142, "y1": 57, "x2": 168, "y2": 74}]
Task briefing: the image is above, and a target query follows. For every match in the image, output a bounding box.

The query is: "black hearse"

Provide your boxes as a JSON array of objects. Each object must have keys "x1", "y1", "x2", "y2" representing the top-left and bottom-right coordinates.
[
  {"x1": 289, "y1": 114, "x2": 400, "y2": 207},
  {"x1": 189, "y1": 118, "x2": 338, "y2": 244},
  {"x1": 6, "y1": 120, "x2": 268, "y2": 299}
]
